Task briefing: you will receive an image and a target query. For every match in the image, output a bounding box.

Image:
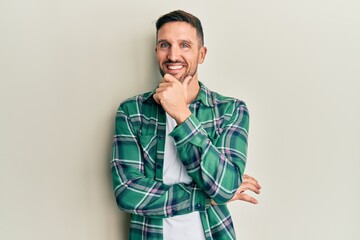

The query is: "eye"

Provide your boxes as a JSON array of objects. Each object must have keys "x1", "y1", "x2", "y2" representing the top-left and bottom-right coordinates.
[
  {"x1": 180, "y1": 43, "x2": 190, "y2": 48},
  {"x1": 159, "y1": 42, "x2": 169, "y2": 48}
]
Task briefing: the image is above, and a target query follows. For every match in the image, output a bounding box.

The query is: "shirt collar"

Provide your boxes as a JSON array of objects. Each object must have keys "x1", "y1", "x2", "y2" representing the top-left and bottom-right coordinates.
[
  {"x1": 141, "y1": 81, "x2": 214, "y2": 107},
  {"x1": 194, "y1": 81, "x2": 214, "y2": 107}
]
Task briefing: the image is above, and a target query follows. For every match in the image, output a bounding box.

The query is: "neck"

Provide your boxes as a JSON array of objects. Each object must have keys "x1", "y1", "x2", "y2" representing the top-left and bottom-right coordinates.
[{"x1": 186, "y1": 76, "x2": 200, "y2": 104}]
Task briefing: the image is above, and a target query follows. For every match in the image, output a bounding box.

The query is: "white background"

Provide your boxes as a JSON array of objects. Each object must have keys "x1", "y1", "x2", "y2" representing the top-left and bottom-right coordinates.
[{"x1": 1, "y1": 1, "x2": 359, "y2": 239}]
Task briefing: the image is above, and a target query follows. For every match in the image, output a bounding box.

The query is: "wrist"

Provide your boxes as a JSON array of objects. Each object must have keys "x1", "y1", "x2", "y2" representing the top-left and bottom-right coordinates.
[{"x1": 175, "y1": 109, "x2": 191, "y2": 125}]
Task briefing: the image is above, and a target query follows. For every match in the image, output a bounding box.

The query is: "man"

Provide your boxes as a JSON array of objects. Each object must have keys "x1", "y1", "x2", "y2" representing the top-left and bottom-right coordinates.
[{"x1": 111, "y1": 10, "x2": 261, "y2": 240}]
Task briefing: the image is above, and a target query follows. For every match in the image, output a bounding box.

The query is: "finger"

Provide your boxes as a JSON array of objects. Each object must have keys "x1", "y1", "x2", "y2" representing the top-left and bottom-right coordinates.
[
  {"x1": 242, "y1": 176, "x2": 261, "y2": 187},
  {"x1": 157, "y1": 82, "x2": 177, "y2": 93},
  {"x1": 164, "y1": 73, "x2": 177, "y2": 82},
  {"x1": 243, "y1": 174, "x2": 261, "y2": 189},
  {"x1": 243, "y1": 174, "x2": 257, "y2": 183},
  {"x1": 155, "y1": 85, "x2": 168, "y2": 93},
  {"x1": 238, "y1": 193, "x2": 259, "y2": 204},
  {"x1": 158, "y1": 82, "x2": 171, "y2": 88},
  {"x1": 156, "y1": 83, "x2": 173, "y2": 94},
  {"x1": 238, "y1": 182, "x2": 261, "y2": 194},
  {"x1": 238, "y1": 182, "x2": 260, "y2": 194},
  {"x1": 245, "y1": 180, "x2": 261, "y2": 191},
  {"x1": 153, "y1": 93, "x2": 160, "y2": 104}
]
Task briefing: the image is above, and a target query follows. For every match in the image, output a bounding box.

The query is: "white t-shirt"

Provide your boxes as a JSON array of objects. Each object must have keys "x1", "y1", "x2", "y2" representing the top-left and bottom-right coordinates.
[{"x1": 162, "y1": 113, "x2": 206, "y2": 240}]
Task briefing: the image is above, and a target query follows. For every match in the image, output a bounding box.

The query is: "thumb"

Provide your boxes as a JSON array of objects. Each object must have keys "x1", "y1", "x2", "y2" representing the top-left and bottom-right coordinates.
[
  {"x1": 153, "y1": 93, "x2": 160, "y2": 104},
  {"x1": 182, "y1": 75, "x2": 192, "y2": 88}
]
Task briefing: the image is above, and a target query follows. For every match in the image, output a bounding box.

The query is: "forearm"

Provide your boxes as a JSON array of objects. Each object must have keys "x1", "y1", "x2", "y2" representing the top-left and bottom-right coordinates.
[
  {"x1": 111, "y1": 159, "x2": 209, "y2": 218},
  {"x1": 177, "y1": 135, "x2": 244, "y2": 204},
  {"x1": 112, "y1": 106, "x2": 209, "y2": 218},
  {"x1": 170, "y1": 105, "x2": 249, "y2": 204}
]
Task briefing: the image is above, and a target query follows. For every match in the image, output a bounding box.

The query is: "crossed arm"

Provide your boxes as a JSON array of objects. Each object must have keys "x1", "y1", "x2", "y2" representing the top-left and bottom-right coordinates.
[
  {"x1": 154, "y1": 74, "x2": 261, "y2": 204},
  {"x1": 112, "y1": 75, "x2": 261, "y2": 218}
]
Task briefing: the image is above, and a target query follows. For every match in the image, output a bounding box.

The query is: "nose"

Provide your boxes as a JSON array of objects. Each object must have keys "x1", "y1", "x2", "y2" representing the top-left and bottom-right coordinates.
[{"x1": 167, "y1": 45, "x2": 180, "y2": 62}]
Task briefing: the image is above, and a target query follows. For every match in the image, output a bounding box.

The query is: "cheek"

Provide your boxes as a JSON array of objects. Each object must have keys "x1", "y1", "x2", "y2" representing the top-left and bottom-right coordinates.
[
  {"x1": 156, "y1": 51, "x2": 166, "y2": 62},
  {"x1": 197, "y1": 53, "x2": 205, "y2": 64}
]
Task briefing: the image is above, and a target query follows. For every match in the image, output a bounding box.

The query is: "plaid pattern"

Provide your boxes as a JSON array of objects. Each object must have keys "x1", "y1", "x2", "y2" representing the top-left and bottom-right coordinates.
[{"x1": 111, "y1": 82, "x2": 249, "y2": 240}]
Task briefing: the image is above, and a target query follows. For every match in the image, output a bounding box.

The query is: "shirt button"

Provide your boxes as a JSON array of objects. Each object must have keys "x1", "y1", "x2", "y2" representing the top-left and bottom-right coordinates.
[
  {"x1": 156, "y1": 163, "x2": 162, "y2": 169},
  {"x1": 195, "y1": 204, "x2": 202, "y2": 209},
  {"x1": 158, "y1": 135, "x2": 164, "y2": 140}
]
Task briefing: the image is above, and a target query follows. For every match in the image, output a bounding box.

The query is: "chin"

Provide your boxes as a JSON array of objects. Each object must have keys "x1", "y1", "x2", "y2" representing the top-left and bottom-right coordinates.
[
  {"x1": 175, "y1": 74, "x2": 187, "y2": 82},
  {"x1": 166, "y1": 72, "x2": 185, "y2": 81}
]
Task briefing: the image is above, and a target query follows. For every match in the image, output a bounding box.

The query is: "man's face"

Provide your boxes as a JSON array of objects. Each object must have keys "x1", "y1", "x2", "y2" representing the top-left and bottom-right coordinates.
[{"x1": 156, "y1": 21, "x2": 207, "y2": 82}]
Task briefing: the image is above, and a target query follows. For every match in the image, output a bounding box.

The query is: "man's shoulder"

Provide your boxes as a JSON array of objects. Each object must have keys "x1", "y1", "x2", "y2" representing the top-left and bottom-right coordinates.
[
  {"x1": 212, "y1": 90, "x2": 244, "y2": 104},
  {"x1": 202, "y1": 83, "x2": 247, "y2": 109},
  {"x1": 121, "y1": 91, "x2": 153, "y2": 104},
  {"x1": 117, "y1": 90, "x2": 156, "y2": 113}
]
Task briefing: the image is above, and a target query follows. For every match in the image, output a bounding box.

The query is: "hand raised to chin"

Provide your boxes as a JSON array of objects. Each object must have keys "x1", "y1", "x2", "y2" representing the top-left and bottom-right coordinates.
[{"x1": 153, "y1": 74, "x2": 192, "y2": 125}]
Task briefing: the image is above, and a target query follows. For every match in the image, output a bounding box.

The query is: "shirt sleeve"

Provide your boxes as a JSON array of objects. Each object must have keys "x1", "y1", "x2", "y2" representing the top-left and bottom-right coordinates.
[
  {"x1": 111, "y1": 103, "x2": 210, "y2": 218},
  {"x1": 169, "y1": 101, "x2": 249, "y2": 205}
]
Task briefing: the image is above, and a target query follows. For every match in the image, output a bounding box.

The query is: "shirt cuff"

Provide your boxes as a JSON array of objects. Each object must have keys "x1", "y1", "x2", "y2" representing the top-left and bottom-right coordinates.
[
  {"x1": 191, "y1": 187, "x2": 211, "y2": 212},
  {"x1": 169, "y1": 113, "x2": 208, "y2": 148}
]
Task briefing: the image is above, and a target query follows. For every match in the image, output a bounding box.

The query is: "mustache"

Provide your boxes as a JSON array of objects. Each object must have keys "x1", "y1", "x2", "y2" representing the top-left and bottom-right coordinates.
[{"x1": 164, "y1": 60, "x2": 186, "y2": 64}]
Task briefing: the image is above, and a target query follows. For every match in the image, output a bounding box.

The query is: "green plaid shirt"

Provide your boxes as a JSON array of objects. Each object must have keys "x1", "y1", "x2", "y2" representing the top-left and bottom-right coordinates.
[{"x1": 111, "y1": 81, "x2": 249, "y2": 240}]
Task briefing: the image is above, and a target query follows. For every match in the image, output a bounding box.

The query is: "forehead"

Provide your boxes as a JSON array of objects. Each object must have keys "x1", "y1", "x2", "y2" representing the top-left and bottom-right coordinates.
[{"x1": 157, "y1": 22, "x2": 198, "y2": 42}]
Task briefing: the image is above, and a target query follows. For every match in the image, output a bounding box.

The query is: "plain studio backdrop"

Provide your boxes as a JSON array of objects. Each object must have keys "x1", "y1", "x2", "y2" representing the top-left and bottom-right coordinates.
[{"x1": 1, "y1": 1, "x2": 359, "y2": 239}]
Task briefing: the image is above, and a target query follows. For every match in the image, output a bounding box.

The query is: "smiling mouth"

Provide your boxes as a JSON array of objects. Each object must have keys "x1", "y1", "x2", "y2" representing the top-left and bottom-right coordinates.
[
  {"x1": 165, "y1": 62, "x2": 187, "y2": 72},
  {"x1": 167, "y1": 65, "x2": 184, "y2": 70}
]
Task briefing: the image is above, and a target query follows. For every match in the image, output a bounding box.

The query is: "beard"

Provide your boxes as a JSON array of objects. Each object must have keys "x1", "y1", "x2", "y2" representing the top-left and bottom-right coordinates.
[{"x1": 158, "y1": 61, "x2": 198, "y2": 82}]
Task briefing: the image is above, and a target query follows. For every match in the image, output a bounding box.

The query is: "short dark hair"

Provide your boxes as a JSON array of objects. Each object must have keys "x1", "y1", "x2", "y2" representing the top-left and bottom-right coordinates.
[{"x1": 156, "y1": 10, "x2": 204, "y2": 46}]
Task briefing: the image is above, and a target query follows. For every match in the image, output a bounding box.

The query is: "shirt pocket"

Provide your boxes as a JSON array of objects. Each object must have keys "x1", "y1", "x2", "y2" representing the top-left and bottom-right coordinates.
[{"x1": 137, "y1": 133, "x2": 158, "y2": 167}]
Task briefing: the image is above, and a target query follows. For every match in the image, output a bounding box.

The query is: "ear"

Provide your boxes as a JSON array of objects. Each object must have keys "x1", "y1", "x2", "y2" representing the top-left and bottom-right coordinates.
[{"x1": 198, "y1": 46, "x2": 207, "y2": 64}]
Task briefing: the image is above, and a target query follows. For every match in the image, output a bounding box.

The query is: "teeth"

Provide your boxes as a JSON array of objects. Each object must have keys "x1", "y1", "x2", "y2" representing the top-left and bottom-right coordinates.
[{"x1": 168, "y1": 65, "x2": 183, "y2": 70}]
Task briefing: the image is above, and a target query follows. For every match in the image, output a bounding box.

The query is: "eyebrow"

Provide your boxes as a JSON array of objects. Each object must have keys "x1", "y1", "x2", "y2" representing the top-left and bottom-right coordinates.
[
  {"x1": 157, "y1": 39, "x2": 194, "y2": 45},
  {"x1": 157, "y1": 39, "x2": 168, "y2": 44},
  {"x1": 180, "y1": 40, "x2": 193, "y2": 45}
]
